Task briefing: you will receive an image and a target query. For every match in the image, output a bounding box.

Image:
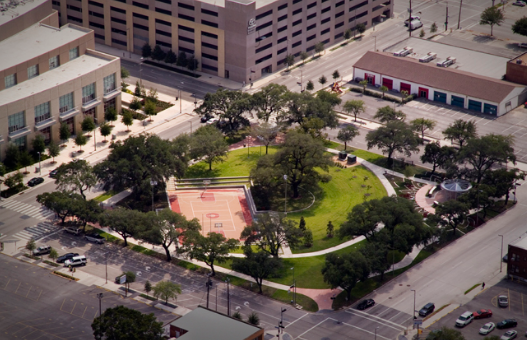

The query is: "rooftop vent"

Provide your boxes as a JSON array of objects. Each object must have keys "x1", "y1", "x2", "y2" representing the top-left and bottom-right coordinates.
[
  {"x1": 437, "y1": 57, "x2": 456, "y2": 68},
  {"x1": 419, "y1": 52, "x2": 437, "y2": 63},
  {"x1": 393, "y1": 47, "x2": 413, "y2": 57}
]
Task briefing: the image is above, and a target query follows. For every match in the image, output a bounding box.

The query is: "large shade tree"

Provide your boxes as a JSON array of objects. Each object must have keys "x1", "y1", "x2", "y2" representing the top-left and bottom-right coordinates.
[
  {"x1": 231, "y1": 247, "x2": 282, "y2": 294},
  {"x1": 322, "y1": 252, "x2": 370, "y2": 301},
  {"x1": 98, "y1": 208, "x2": 145, "y2": 246},
  {"x1": 190, "y1": 125, "x2": 229, "y2": 170},
  {"x1": 251, "y1": 83, "x2": 289, "y2": 122},
  {"x1": 92, "y1": 305, "x2": 163, "y2": 340},
  {"x1": 480, "y1": 6, "x2": 504, "y2": 36},
  {"x1": 442, "y1": 119, "x2": 477, "y2": 149},
  {"x1": 54, "y1": 159, "x2": 97, "y2": 200}
]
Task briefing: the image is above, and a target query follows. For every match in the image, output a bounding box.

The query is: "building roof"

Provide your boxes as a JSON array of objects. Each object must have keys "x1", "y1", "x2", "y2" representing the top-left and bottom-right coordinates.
[
  {"x1": 0, "y1": 0, "x2": 48, "y2": 26},
  {"x1": 0, "y1": 51, "x2": 118, "y2": 105},
  {"x1": 0, "y1": 22, "x2": 91, "y2": 72},
  {"x1": 511, "y1": 235, "x2": 527, "y2": 251},
  {"x1": 170, "y1": 306, "x2": 262, "y2": 340},
  {"x1": 354, "y1": 51, "x2": 521, "y2": 103}
]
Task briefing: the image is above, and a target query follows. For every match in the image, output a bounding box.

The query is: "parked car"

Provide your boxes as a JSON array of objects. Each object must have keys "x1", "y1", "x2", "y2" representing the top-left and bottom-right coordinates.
[
  {"x1": 498, "y1": 295, "x2": 509, "y2": 308},
  {"x1": 474, "y1": 309, "x2": 493, "y2": 319},
  {"x1": 479, "y1": 322, "x2": 495, "y2": 335},
  {"x1": 200, "y1": 116, "x2": 210, "y2": 123},
  {"x1": 206, "y1": 117, "x2": 219, "y2": 125},
  {"x1": 64, "y1": 226, "x2": 82, "y2": 236},
  {"x1": 32, "y1": 245, "x2": 51, "y2": 256},
  {"x1": 49, "y1": 168, "x2": 59, "y2": 178},
  {"x1": 497, "y1": 319, "x2": 517, "y2": 329},
  {"x1": 64, "y1": 255, "x2": 87, "y2": 267},
  {"x1": 57, "y1": 253, "x2": 79, "y2": 263},
  {"x1": 404, "y1": 15, "x2": 421, "y2": 26},
  {"x1": 85, "y1": 233, "x2": 105, "y2": 244},
  {"x1": 409, "y1": 19, "x2": 423, "y2": 31},
  {"x1": 518, "y1": 43, "x2": 527, "y2": 49},
  {"x1": 513, "y1": 1, "x2": 526, "y2": 6},
  {"x1": 27, "y1": 177, "x2": 44, "y2": 187},
  {"x1": 357, "y1": 299, "x2": 375, "y2": 310},
  {"x1": 419, "y1": 303, "x2": 435, "y2": 317},
  {"x1": 501, "y1": 330, "x2": 517, "y2": 340},
  {"x1": 455, "y1": 311, "x2": 474, "y2": 327}
]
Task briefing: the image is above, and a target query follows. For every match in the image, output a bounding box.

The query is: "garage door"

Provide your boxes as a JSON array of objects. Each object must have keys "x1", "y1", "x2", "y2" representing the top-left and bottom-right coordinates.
[
  {"x1": 451, "y1": 96, "x2": 464, "y2": 108},
  {"x1": 434, "y1": 91, "x2": 447, "y2": 103},
  {"x1": 468, "y1": 100, "x2": 482, "y2": 112},
  {"x1": 483, "y1": 103, "x2": 497, "y2": 115},
  {"x1": 382, "y1": 78, "x2": 393, "y2": 90},
  {"x1": 400, "y1": 83, "x2": 411, "y2": 94}
]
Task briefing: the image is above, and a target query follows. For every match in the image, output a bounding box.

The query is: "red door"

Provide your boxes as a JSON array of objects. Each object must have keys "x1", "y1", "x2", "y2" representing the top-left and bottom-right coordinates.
[
  {"x1": 365, "y1": 73, "x2": 375, "y2": 85},
  {"x1": 382, "y1": 78, "x2": 393, "y2": 90},
  {"x1": 418, "y1": 87, "x2": 429, "y2": 99},
  {"x1": 400, "y1": 83, "x2": 411, "y2": 93}
]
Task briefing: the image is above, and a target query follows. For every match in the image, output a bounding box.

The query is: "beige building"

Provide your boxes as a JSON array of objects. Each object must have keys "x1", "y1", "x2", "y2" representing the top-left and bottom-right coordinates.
[
  {"x1": 51, "y1": 0, "x2": 392, "y2": 82},
  {"x1": 0, "y1": 0, "x2": 121, "y2": 160}
]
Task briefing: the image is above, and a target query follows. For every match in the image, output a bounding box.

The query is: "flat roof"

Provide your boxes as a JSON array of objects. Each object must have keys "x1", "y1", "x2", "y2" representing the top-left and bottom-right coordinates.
[
  {"x1": 170, "y1": 306, "x2": 261, "y2": 340},
  {"x1": 511, "y1": 236, "x2": 527, "y2": 251},
  {"x1": 0, "y1": 52, "x2": 117, "y2": 105},
  {"x1": 0, "y1": 0, "x2": 48, "y2": 26},
  {"x1": 0, "y1": 22, "x2": 91, "y2": 72},
  {"x1": 383, "y1": 37, "x2": 510, "y2": 79}
]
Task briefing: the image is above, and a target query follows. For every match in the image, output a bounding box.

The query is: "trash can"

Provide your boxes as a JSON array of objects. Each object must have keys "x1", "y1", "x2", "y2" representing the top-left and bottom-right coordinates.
[
  {"x1": 347, "y1": 155, "x2": 357, "y2": 164},
  {"x1": 338, "y1": 151, "x2": 347, "y2": 160},
  {"x1": 112, "y1": 134, "x2": 117, "y2": 140}
]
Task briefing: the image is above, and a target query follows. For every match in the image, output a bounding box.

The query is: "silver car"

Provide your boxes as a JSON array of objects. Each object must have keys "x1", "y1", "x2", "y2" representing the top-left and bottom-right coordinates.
[
  {"x1": 498, "y1": 295, "x2": 509, "y2": 308},
  {"x1": 480, "y1": 322, "x2": 495, "y2": 335}
]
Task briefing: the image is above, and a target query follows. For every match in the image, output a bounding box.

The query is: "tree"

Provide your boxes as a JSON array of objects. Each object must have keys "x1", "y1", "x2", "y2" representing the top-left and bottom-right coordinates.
[
  {"x1": 241, "y1": 213, "x2": 303, "y2": 257},
  {"x1": 430, "y1": 22, "x2": 438, "y2": 33},
  {"x1": 420, "y1": 142, "x2": 457, "y2": 175},
  {"x1": 105, "y1": 107, "x2": 118, "y2": 125},
  {"x1": 318, "y1": 75, "x2": 327, "y2": 86},
  {"x1": 152, "y1": 281, "x2": 182, "y2": 304},
  {"x1": 71, "y1": 198, "x2": 102, "y2": 231},
  {"x1": 177, "y1": 51, "x2": 188, "y2": 68},
  {"x1": 134, "y1": 81, "x2": 142, "y2": 97},
  {"x1": 419, "y1": 28, "x2": 425, "y2": 38},
  {"x1": 190, "y1": 125, "x2": 229, "y2": 170},
  {"x1": 247, "y1": 312, "x2": 260, "y2": 326},
  {"x1": 75, "y1": 133, "x2": 87, "y2": 152},
  {"x1": 303, "y1": 228, "x2": 313, "y2": 248},
  {"x1": 47, "y1": 141, "x2": 60, "y2": 163},
  {"x1": 121, "y1": 66, "x2": 130, "y2": 80},
  {"x1": 337, "y1": 125, "x2": 360, "y2": 150},
  {"x1": 343, "y1": 99, "x2": 365, "y2": 122},
  {"x1": 92, "y1": 305, "x2": 163, "y2": 340},
  {"x1": 55, "y1": 159, "x2": 97, "y2": 200},
  {"x1": 129, "y1": 96, "x2": 142, "y2": 111},
  {"x1": 284, "y1": 54, "x2": 295, "y2": 70},
  {"x1": 251, "y1": 122, "x2": 278, "y2": 155},
  {"x1": 49, "y1": 248, "x2": 58, "y2": 262},
  {"x1": 252, "y1": 83, "x2": 288, "y2": 122},
  {"x1": 299, "y1": 217, "x2": 306, "y2": 232},
  {"x1": 141, "y1": 43, "x2": 152, "y2": 59},
  {"x1": 98, "y1": 208, "x2": 144, "y2": 246},
  {"x1": 359, "y1": 80, "x2": 368, "y2": 94},
  {"x1": 19, "y1": 151, "x2": 33, "y2": 174},
  {"x1": 426, "y1": 326, "x2": 466, "y2": 340},
  {"x1": 458, "y1": 134, "x2": 516, "y2": 184},
  {"x1": 306, "y1": 80, "x2": 314, "y2": 91},
  {"x1": 359, "y1": 241, "x2": 392, "y2": 279},
  {"x1": 401, "y1": 90, "x2": 409, "y2": 100},
  {"x1": 513, "y1": 16, "x2": 527, "y2": 38},
  {"x1": 483, "y1": 168, "x2": 525, "y2": 206},
  {"x1": 315, "y1": 42, "x2": 325, "y2": 56},
  {"x1": 121, "y1": 111, "x2": 134, "y2": 132},
  {"x1": 180, "y1": 231, "x2": 238, "y2": 276},
  {"x1": 332, "y1": 70, "x2": 340, "y2": 82},
  {"x1": 32, "y1": 134, "x2": 46, "y2": 155},
  {"x1": 99, "y1": 123, "x2": 112, "y2": 142},
  {"x1": 327, "y1": 221, "x2": 334, "y2": 238},
  {"x1": 232, "y1": 311, "x2": 242, "y2": 319},
  {"x1": 144, "y1": 280, "x2": 152, "y2": 296},
  {"x1": 4, "y1": 144, "x2": 21, "y2": 170},
  {"x1": 411, "y1": 118, "x2": 436, "y2": 141},
  {"x1": 187, "y1": 55, "x2": 199, "y2": 74},
  {"x1": 37, "y1": 191, "x2": 82, "y2": 224},
  {"x1": 344, "y1": 29, "x2": 352, "y2": 41},
  {"x1": 25, "y1": 238, "x2": 36, "y2": 255},
  {"x1": 231, "y1": 247, "x2": 282, "y2": 294},
  {"x1": 379, "y1": 85, "x2": 389, "y2": 99},
  {"x1": 60, "y1": 123, "x2": 71, "y2": 145},
  {"x1": 374, "y1": 106, "x2": 406, "y2": 123},
  {"x1": 143, "y1": 100, "x2": 156, "y2": 121},
  {"x1": 322, "y1": 252, "x2": 370, "y2": 300},
  {"x1": 366, "y1": 120, "x2": 420, "y2": 167},
  {"x1": 442, "y1": 119, "x2": 477, "y2": 148},
  {"x1": 81, "y1": 117, "x2": 96, "y2": 136},
  {"x1": 480, "y1": 6, "x2": 504, "y2": 36},
  {"x1": 4, "y1": 172, "x2": 24, "y2": 192},
  {"x1": 356, "y1": 23, "x2": 366, "y2": 35},
  {"x1": 300, "y1": 51, "x2": 309, "y2": 64},
  {"x1": 433, "y1": 200, "x2": 469, "y2": 235},
  {"x1": 165, "y1": 49, "x2": 177, "y2": 64},
  {"x1": 151, "y1": 45, "x2": 166, "y2": 61}
]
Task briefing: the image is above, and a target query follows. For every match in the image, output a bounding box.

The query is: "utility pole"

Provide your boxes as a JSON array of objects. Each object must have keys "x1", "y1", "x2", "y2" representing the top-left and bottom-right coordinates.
[
  {"x1": 408, "y1": 0, "x2": 412, "y2": 37},
  {"x1": 445, "y1": 1, "x2": 449, "y2": 31},
  {"x1": 225, "y1": 278, "x2": 230, "y2": 316},
  {"x1": 457, "y1": 0, "x2": 463, "y2": 29},
  {"x1": 206, "y1": 274, "x2": 212, "y2": 308}
]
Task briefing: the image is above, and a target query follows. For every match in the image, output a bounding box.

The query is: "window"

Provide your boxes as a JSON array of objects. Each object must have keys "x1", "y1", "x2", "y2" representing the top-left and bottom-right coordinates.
[
  {"x1": 156, "y1": 18, "x2": 171, "y2": 26},
  {"x1": 255, "y1": 54, "x2": 272, "y2": 64},
  {"x1": 278, "y1": 14, "x2": 287, "y2": 21},
  {"x1": 133, "y1": 23, "x2": 149, "y2": 30},
  {"x1": 307, "y1": 1, "x2": 317, "y2": 9},
  {"x1": 157, "y1": 0, "x2": 171, "y2": 3},
  {"x1": 307, "y1": 13, "x2": 316, "y2": 20},
  {"x1": 278, "y1": 3, "x2": 287, "y2": 10},
  {"x1": 321, "y1": 27, "x2": 330, "y2": 35},
  {"x1": 255, "y1": 43, "x2": 272, "y2": 53},
  {"x1": 202, "y1": 42, "x2": 218, "y2": 50},
  {"x1": 8, "y1": 111, "x2": 25, "y2": 133},
  {"x1": 321, "y1": 17, "x2": 330, "y2": 24},
  {"x1": 178, "y1": 13, "x2": 194, "y2": 21},
  {"x1": 256, "y1": 32, "x2": 272, "y2": 42},
  {"x1": 202, "y1": 64, "x2": 218, "y2": 71},
  {"x1": 59, "y1": 92, "x2": 74, "y2": 113},
  {"x1": 256, "y1": 21, "x2": 272, "y2": 31},
  {"x1": 89, "y1": 11, "x2": 104, "y2": 18},
  {"x1": 292, "y1": 19, "x2": 302, "y2": 26},
  {"x1": 335, "y1": 21, "x2": 344, "y2": 28},
  {"x1": 178, "y1": 2, "x2": 194, "y2": 10},
  {"x1": 179, "y1": 35, "x2": 194, "y2": 43},
  {"x1": 256, "y1": 9, "x2": 272, "y2": 20},
  {"x1": 335, "y1": 11, "x2": 344, "y2": 18},
  {"x1": 112, "y1": 28, "x2": 127, "y2": 35},
  {"x1": 69, "y1": 47, "x2": 79, "y2": 60},
  {"x1": 292, "y1": 8, "x2": 302, "y2": 15},
  {"x1": 90, "y1": 21, "x2": 105, "y2": 29},
  {"x1": 95, "y1": 33, "x2": 105, "y2": 39},
  {"x1": 178, "y1": 24, "x2": 193, "y2": 32},
  {"x1": 201, "y1": 8, "x2": 218, "y2": 16},
  {"x1": 292, "y1": 41, "x2": 301, "y2": 48},
  {"x1": 306, "y1": 45, "x2": 315, "y2": 51},
  {"x1": 307, "y1": 23, "x2": 316, "y2": 31},
  {"x1": 111, "y1": 6, "x2": 126, "y2": 13},
  {"x1": 133, "y1": 12, "x2": 148, "y2": 19},
  {"x1": 67, "y1": 4, "x2": 82, "y2": 11},
  {"x1": 336, "y1": 0, "x2": 344, "y2": 7},
  {"x1": 202, "y1": 31, "x2": 218, "y2": 39},
  {"x1": 35, "y1": 102, "x2": 51, "y2": 123},
  {"x1": 111, "y1": 17, "x2": 126, "y2": 24},
  {"x1": 27, "y1": 65, "x2": 39, "y2": 79},
  {"x1": 104, "y1": 98, "x2": 116, "y2": 112},
  {"x1": 306, "y1": 34, "x2": 316, "y2": 41},
  {"x1": 334, "y1": 32, "x2": 343, "y2": 39},
  {"x1": 277, "y1": 25, "x2": 287, "y2": 33},
  {"x1": 321, "y1": 6, "x2": 330, "y2": 13},
  {"x1": 277, "y1": 47, "x2": 287, "y2": 54},
  {"x1": 201, "y1": 20, "x2": 218, "y2": 28},
  {"x1": 179, "y1": 46, "x2": 194, "y2": 54},
  {"x1": 104, "y1": 73, "x2": 116, "y2": 93},
  {"x1": 67, "y1": 15, "x2": 83, "y2": 23},
  {"x1": 88, "y1": 0, "x2": 103, "y2": 7},
  {"x1": 156, "y1": 40, "x2": 172, "y2": 48},
  {"x1": 47, "y1": 55, "x2": 59, "y2": 70},
  {"x1": 292, "y1": 29, "x2": 302, "y2": 37},
  {"x1": 293, "y1": 0, "x2": 302, "y2": 3},
  {"x1": 132, "y1": 1, "x2": 149, "y2": 9},
  {"x1": 277, "y1": 36, "x2": 287, "y2": 43},
  {"x1": 82, "y1": 83, "x2": 96, "y2": 104},
  {"x1": 114, "y1": 0, "x2": 125, "y2": 3},
  {"x1": 202, "y1": 53, "x2": 218, "y2": 60},
  {"x1": 155, "y1": 8, "x2": 171, "y2": 15},
  {"x1": 156, "y1": 29, "x2": 171, "y2": 37},
  {"x1": 4, "y1": 74, "x2": 16, "y2": 88},
  {"x1": 11, "y1": 136, "x2": 27, "y2": 148},
  {"x1": 52, "y1": 1, "x2": 60, "y2": 6}
]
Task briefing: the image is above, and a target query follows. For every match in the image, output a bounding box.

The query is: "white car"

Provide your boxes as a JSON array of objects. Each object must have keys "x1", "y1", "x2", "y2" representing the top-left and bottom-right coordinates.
[
  {"x1": 455, "y1": 311, "x2": 474, "y2": 327},
  {"x1": 206, "y1": 117, "x2": 219, "y2": 125},
  {"x1": 480, "y1": 322, "x2": 496, "y2": 335},
  {"x1": 404, "y1": 16, "x2": 421, "y2": 26}
]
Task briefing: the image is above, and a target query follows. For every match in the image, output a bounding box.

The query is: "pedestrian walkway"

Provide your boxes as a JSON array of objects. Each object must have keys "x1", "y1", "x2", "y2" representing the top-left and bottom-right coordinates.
[
  {"x1": 9, "y1": 222, "x2": 60, "y2": 242},
  {"x1": 0, "y1": 199, "x2": 55, "y2": 221}
]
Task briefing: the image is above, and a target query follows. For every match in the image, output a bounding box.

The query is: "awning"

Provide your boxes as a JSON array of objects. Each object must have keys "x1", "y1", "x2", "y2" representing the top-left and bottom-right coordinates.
[
  {"x1": 82, "y1": 98, "x2": 101, "y2": 111},
  {"x1": 60, "y1": 108, "x2": 80, "y2": 121},
  {"x1": 34, "y1": 117, "x2": 57, "y2": 131},
  {"x1": 8, "y1": 127, "x2": 31, "y2": 140}
]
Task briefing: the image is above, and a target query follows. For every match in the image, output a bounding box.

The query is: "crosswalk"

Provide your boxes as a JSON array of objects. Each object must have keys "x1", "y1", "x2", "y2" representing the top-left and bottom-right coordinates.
[
  {"x1": 0, "y1": 199, "x2": 55, "y2": 221},
  {"x1": 10, "y1": 222, "x2": 61, "y2": 242}
]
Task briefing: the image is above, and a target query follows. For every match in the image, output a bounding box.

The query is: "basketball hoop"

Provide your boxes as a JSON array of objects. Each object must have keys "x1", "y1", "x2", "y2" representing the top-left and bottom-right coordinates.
[{"x1": 201, "y1": 180, "x2": 211, "y2": 198}]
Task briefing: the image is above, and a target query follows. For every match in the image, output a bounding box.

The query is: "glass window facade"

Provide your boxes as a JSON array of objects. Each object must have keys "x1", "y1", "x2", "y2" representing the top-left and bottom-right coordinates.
[
  {"x1": 69, "y1": 47, "x2": 79, "y2": 60},
  {"x1": 82, "y1": 83, "x2": 96, "y2": 103},
  {"x1": 35, "y1": 102, "x2": 51, "y2": 123},
  {"x1": 28, "y1": 64, "x2": 39, "y2": 79},
  {"x1": 4, "y1": 74, "x2": 16, "y2": 88},
  {"x1": 11, "y1": 136, "x2": 27, "y2": 148},
  {"x1": 103, "y1": 73, "x2": 116, "y2": 93},
  {"x1": 59, "y1": 92, "x2": 74, "y2": 112},
  {"x1": 8, "y1": 111, "x2": 25, "y2": 133},
  {"x1": 49, "y1": 55, "x2": 60, "y2": 69}
]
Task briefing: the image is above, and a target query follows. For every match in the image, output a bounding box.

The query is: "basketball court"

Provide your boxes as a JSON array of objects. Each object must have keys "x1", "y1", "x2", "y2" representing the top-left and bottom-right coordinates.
[{"x1": 168, "y1": 188, "x2": 252, "y2": 240}]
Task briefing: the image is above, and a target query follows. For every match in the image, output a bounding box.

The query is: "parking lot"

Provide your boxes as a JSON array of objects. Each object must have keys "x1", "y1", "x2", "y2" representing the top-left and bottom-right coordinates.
[{"x1": 431, "y1": 279, "x2": 527, "y2": 338}]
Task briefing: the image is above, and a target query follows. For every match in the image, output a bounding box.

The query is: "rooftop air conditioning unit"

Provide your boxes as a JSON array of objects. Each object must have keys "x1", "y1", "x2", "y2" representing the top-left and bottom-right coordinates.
[
  {"x1": 419, "y1": 52, "x2": 437, "y2": 63},
  {"x1": 437, "y1": 57, "x2": 456, "y2": 67},
  {"x1": 393, "y1": 46, "x2": 413, "y2": 57}
]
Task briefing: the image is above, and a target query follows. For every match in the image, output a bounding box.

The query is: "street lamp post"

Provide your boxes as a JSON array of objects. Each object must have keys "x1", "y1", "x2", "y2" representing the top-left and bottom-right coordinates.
[
  {"x1": 225, "y1": 278, "x2": 230, "y2": 316},
  {"x1": 189, "y1": 121, "x2": 193, "y2": 134},
  {"x1": 94, "y1": 123, "x2": 97, "y2": 151},
  {"x1": 139, "y1": 57, "x2": 144, "y2": 87},
  {"x1": 37, "y1": 152, "x2": 41, "y2": 175},
  {"x1": 180, "y1": 81, "x2": 184, "y2": 114},
  {"x1": 284, "y1": 175, "x2": 288, "y2": 215},
  {"x1": 97, "y1": 293, "x2": 103, "y2": 340},
  {"x1": 411, "y1": 289, "x2": 416, "y2": 319},
  {"x1": 290, "y1": 267, "x2": 296, "y2": 307},
  {"x1": 150, "y1": 180, "x2": 157, "y2": 212},
  {"x1": 499, "y1": 234, "x2": 504, "y2": 272},
  {"x1": 279, "y1": 308, "x2": 287, "y2": 338}
]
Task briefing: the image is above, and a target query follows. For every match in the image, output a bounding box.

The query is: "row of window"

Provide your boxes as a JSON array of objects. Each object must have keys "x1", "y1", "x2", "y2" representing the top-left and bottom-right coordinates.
[{"x1": 255, "y1": 27, "x2": 331, "y2": 54}]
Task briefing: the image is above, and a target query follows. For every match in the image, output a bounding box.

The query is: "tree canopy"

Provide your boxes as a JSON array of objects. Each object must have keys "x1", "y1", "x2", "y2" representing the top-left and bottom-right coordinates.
[
  {"x1": 512, "y1": 16, "x2": 527, "y2": 37},
  {"x1": 442, "y1": 119, "x2": 477, "y2": 148},
  {"x1": 190, "y1": 125, "x2": 229, "y2": 170},
  {"x1": 99, "y1": 208, "x2": 145, "y2": 246},
  {"x1": 322, "y1": 252, "x2": 370, "y2": 300},
  {"x1": 366, "y1": 120, "x2": 420, "y2": 167},
  {"x1": 480, "y1": 6, "x2": 504, "y2": 36},
  {"x1": 55, "y1": 159, "x2": 97, "y2": 200},
  {"x1": 92, "y1": 305, "x2": 163, "y2": 340},
  {"x1": 231, "y1": 247, "x2": 282, "y2": 294},
  {"x1": 337, "y1": 125, "x2": 360, "y2": 151},
  {"x1": 37, "y1": 191, "x2": 82, "y2": 224},
  {"x1": 251, "y1": 83, "x2": 288, "y2": 122},
  {"x1": 342, "y1": 99, "x2": 365, "y2": 122}
]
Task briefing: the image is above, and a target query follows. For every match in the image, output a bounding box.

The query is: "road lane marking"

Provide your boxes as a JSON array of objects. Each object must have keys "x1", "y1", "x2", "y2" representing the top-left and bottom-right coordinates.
[
  {"x1": 330, "y1": 317, "x2": 392, "y2": 340},
  {"x1": 285, "y1": 313, "x2": 308, "y2": 328},
  {"x1": 346, "y1": 309, "x2": 406, "y2": 330},
  {"x1": 295, "y1": 318, "x2": 329, "y2": 339}
]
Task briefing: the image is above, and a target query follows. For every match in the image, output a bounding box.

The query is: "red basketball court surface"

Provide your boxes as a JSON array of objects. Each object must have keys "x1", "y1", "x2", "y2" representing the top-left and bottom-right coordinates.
[{"x1": 168, "y1": 188, "x2": 252, "y2": 240}]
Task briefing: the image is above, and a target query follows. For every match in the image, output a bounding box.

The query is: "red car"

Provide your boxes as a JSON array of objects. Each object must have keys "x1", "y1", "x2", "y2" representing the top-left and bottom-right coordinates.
[{"x1": 473, "y1": 309, "x2": 492, "y2": 319}]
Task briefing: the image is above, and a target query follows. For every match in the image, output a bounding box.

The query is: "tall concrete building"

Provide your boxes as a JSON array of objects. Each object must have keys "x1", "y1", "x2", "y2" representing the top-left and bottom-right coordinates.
[
  {"x1": 52, "y1": 0, "x2": 392, "y2": 82},
  {"x1": 0, "y1": 0, "x2": 121, "y2": 160}
]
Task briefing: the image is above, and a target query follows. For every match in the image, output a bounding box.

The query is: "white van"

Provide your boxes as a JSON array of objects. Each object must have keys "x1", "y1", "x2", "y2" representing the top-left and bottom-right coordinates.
[
  {"x1": 64, "y1": 255, "x2": 87, "y2": 267},
  {"x1": 409, "y1": 20, "x2": 423, "y2": 30}
]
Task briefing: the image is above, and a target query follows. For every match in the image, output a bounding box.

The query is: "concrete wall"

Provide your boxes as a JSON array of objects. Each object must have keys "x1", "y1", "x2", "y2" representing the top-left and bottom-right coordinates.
[
  {"x1": 0, "y1": 0, "x2": 53, "y2": 42},
  {"x1": 506, "y1": 60, "x2": 527, "y2": 86}
]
